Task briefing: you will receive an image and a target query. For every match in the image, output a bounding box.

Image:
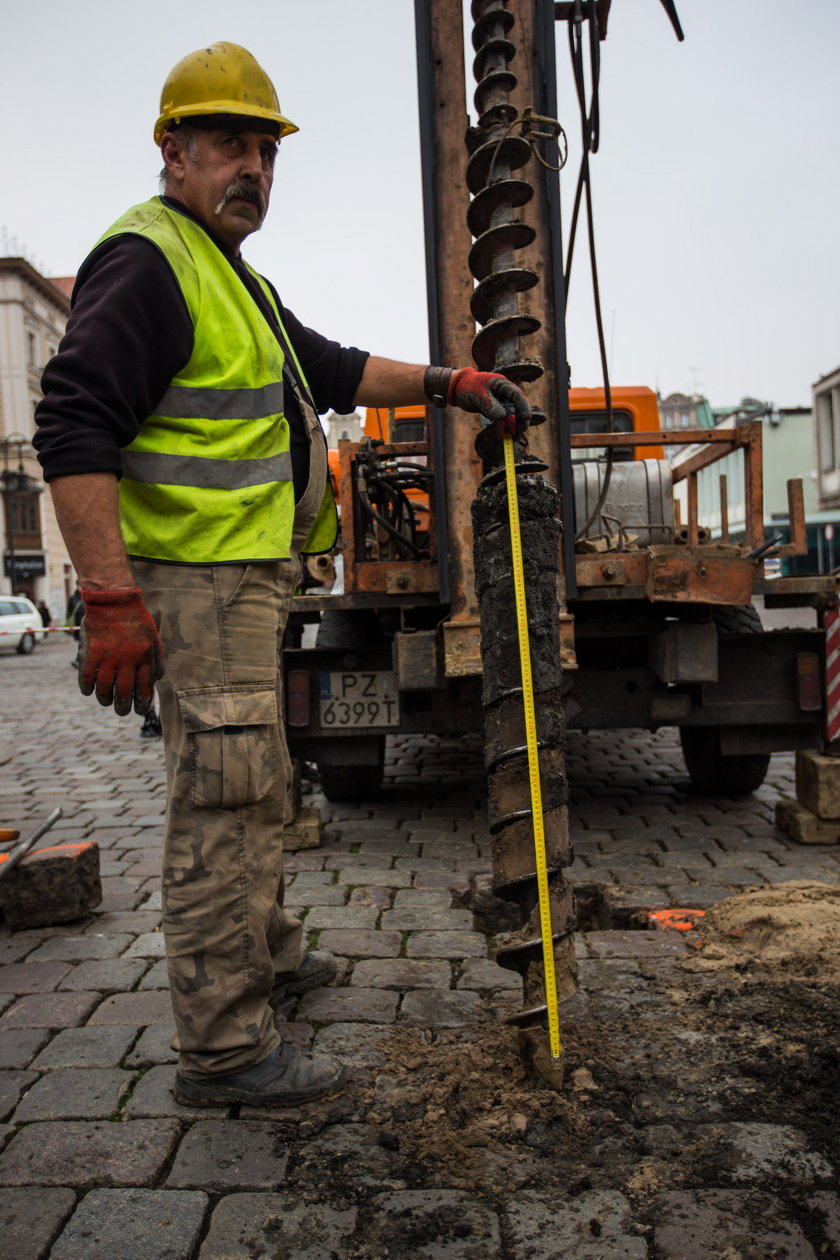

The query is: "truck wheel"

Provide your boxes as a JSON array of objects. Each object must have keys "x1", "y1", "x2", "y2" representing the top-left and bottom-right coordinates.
[
  {"x1": 315, "y1": 611, "x2": 386, "y2": 801},
  {"x1": 679, "y1": 727, "x2": 770, "y2": 796},
  {"x1": 679, "y1": 603, "x2": 770, "y2": 796},
  {"x1": 315, "y1": 609, "x2": 384, "y2": 650},
  {"x1": 319, "y1": 752, "x2": 385, "y2": 802},
  {"x1": 17, "y1": 632, "x2": 35, "y2": 655}
]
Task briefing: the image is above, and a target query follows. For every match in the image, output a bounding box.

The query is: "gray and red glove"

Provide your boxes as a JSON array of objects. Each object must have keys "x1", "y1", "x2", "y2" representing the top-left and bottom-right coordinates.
[
  {"x1": 78, "y1": 588, "x2": 164, "y2": 717},
  {"x1": 424, "y1": 366, "x2": 532, "y2": 431}
]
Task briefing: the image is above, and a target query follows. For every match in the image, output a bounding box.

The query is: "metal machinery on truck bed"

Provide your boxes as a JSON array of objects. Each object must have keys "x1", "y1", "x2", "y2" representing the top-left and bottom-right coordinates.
[{"x1": 283, "y1": 0, "x2": 838, "y2": 805}]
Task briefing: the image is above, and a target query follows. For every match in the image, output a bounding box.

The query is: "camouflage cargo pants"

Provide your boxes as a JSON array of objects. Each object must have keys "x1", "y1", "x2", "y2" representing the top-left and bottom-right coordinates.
[{"x1": 133, "y1": 416, "x2": 328, "y2": 1075}]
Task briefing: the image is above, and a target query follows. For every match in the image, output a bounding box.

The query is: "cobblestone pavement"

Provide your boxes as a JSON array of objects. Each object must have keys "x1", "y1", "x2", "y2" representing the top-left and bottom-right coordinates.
[{"x1": 1, "y1": 633, "x2": 838, "y2": 1259}]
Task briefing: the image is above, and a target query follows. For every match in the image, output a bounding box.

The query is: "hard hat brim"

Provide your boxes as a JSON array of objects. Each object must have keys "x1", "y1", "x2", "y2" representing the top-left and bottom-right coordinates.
[{"x1": 155, "y1": 101, "x2": 298, "y2": 146}]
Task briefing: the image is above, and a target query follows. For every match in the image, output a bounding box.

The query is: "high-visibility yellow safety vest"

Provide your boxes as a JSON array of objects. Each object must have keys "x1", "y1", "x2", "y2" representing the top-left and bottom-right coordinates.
[{"x1": 96, "y1": 198, "x2": 337, "y2": 563}]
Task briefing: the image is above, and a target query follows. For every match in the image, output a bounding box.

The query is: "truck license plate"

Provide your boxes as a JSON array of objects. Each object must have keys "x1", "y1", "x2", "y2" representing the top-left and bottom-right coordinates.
[{"x1": 318, "y1": 671, "x2": 399, "y2": 728}]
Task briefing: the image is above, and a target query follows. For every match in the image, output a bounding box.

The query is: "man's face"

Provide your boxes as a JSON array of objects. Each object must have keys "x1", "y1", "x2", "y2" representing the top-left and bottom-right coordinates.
[{"x1": 162, "y1": 124, "x2": 278, "y2": 252}]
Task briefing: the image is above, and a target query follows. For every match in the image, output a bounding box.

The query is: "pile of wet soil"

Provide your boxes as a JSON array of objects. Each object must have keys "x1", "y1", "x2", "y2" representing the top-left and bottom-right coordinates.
[
  {"x1": 356, "y1": 1024, "x2": 592, "y2": 1192},
  {"x1": 683, "y1": 879, "x2": 840, "y2": 974},
  {"x1": 289, "y1": 883, "x2": 839, "y2": 1252}
]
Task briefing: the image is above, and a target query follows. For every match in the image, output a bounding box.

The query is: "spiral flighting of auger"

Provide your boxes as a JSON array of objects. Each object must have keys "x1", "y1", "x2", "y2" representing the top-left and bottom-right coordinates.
[{"x1": 467, "y1": 0, "x2": 576, "y2": 1087}]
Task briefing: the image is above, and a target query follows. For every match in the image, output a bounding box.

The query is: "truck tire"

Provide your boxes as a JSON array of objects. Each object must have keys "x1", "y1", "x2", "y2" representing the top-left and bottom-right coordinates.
[
  {"x1": 319, "y1": 754, "x2": 385, "y2": 803},
  {"x1": 314, "y1": 611, "x2": 386, "y2": 801},
  {"x1": 679, "y1": 604, "x2": 770, "y2": 796}
]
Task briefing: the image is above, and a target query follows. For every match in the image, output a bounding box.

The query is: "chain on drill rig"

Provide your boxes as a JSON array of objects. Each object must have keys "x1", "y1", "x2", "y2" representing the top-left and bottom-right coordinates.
[{"x1": 468, "y1": 0, "x2": 576, "y2": 1085}]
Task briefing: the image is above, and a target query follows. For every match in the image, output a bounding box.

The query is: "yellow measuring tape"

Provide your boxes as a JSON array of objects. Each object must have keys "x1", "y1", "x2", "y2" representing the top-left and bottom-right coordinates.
[{"x1": 503, "y1": 434, "x2": 562, "y2": 1062}]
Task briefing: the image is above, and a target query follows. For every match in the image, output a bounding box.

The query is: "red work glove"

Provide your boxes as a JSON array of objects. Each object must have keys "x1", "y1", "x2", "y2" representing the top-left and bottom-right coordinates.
[
  {"x1": 78, "y1": 588, "x2": 164, "y2": 717},
  {"x1": 446, "y1": 368, "x2": 532, "y2": 429}
]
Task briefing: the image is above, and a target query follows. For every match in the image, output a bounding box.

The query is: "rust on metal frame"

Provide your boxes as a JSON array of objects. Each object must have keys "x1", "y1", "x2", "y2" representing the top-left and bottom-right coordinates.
[
  {"x1": 442, "y1": 620, "x2": 482, "y2": 677},
  {"x1": 423, "y1": 0, "x2": 482, "y2": 627},
  {"x1": 719, "y1": 473, "x2": 730, "y2": 542},
  {"x1": 572, "y1": 423, "x2": 809, "y2": 561},
  {"x1": 774, "y1": 479, "x2": 808, "y2": 557},
  {"x1": 645, "y1": 550, "x2": 755, "y2": 606}
]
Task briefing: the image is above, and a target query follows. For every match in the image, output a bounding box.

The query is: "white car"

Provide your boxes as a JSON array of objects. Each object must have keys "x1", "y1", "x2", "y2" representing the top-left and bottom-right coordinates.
[{"x1": 0, "y1": 596, "x2": 46, "y2": 654}]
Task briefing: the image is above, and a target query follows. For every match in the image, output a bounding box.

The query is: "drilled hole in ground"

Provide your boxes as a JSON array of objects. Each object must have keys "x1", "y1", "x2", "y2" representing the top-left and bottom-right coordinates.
[
  {"x1": 573, "y1": 882, "x2": 654, "y2": 932},
  {"x1": 458, "y1": 879, "x2": 655, "y2": 935}
]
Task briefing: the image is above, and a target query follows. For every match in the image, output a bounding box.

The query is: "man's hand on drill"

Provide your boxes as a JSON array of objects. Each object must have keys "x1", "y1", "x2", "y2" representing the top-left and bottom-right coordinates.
[
  {"x1": 78, "y1": 588, "x2": 165, "y2": 717},
  {"x1": 424, "y1": 366, "x2": 532, "y2": 432}
]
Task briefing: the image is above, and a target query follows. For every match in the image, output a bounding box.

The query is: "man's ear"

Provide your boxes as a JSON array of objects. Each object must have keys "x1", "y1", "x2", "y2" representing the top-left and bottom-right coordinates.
[{"x1": 160, "y1": 132, "x2": 187, "y2": 184}]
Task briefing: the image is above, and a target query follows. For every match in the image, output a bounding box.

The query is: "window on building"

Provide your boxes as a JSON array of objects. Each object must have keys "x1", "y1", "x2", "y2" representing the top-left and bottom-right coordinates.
[
  {"x1": 8, "y1": 492, "x2": 42, "y2": 549},
  {"x1": 27, "y1": 331, "x2": 36, "y2": 364},
  {"x1": 818, "y1": 390, "x2": 836, "y2": 473}
]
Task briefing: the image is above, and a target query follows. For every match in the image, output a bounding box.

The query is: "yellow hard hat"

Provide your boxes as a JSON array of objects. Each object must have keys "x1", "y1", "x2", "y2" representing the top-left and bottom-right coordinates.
[{"x1": 154, "y1": 42, "x2": 298, "y2": 146}]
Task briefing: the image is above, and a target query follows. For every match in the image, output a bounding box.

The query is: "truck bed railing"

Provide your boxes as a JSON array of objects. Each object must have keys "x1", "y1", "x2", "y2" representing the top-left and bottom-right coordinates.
[{"x1": 571, "y1": 423, "x2": 807, "y2": 558}]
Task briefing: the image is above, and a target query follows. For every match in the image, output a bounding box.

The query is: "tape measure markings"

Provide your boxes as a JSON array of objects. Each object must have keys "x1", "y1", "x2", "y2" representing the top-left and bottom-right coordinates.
[{"x1": 503, "y1": 435, "x2": 562, "y2": 1063}]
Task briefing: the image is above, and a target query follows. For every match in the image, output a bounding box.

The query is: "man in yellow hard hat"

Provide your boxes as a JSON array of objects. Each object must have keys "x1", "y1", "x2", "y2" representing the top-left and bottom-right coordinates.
[{"x1": 34, "y1": 42, "x2": 531, "y2": 1108}]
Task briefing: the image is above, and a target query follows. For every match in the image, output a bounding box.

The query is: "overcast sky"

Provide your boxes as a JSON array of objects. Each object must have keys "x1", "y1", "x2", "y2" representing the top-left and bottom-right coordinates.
[{"x1": 2, "y1": 0, "x2": 837, "y2": 409}]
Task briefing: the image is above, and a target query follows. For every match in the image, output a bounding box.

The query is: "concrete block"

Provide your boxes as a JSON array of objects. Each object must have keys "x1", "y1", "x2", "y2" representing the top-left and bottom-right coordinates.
[
  {"x1": 0, "y1": 1119, "x2": 180, "y2": 1188},
  {"x1": 88, "y1": 990, "x2": 172, "y2": 1026},
  {"x1": 796, "y1": 748, "x2": 840, "y2": 819},
  {"x1": 297, "y1": 986, "x2": 399, "y2": 1025},
  {"x1": 124, "y1": 1064, "x2": 229, "y2": 1120},
  {"x1": 31, "y1": 1026, "x2": 138, "y2": 1070},
  {"x1": 505, "y1": 1189, "x2": 646, "y2": 1259},
  {"x1": 313, "y1": 1021, "x2": 394, "y2": 1067},
  {"x1": 59, "y1": 959, "x2": 149, "y2": 994},
  {"x1": 405, "y1": 930, "x2": 488, "y2": 959},
  {"x1": 400, "y1": 989, "x2": 483, "y2": 1027},
  {"x1": 775, "y1": 798, "x2": 840, "y2": 845},
  {"x1": 0, "y1": 1027, "x2": 51, "y2": 1069},
  {"x1": 0, "y1": 961, "x2": 72, "y2": 993},
  {"x1": 0, "y1": 843, "x2": 101, "y2": 930},
  {"x1": 166, "y1": 1120, "x2": 290, "y2": 1191},
  {"x1": 0, "y1": 991, "x2": 101, "y2": 1030},
  {"x1": 0, "y1": 1187, "x2": 77, "y2": 1260},
  {"x1": 0, "y1": 1070, "x2": 38, "y2": 1122},
  {"x1": 198, "y1": 1192, "x2": 356, "y2": 1260},
  {"x1": 124, "y1": 1024, "x2": 176, "y2": 1068},
  {"x1": 50, "y1": 1189, "x2": 208, "y2": 1260},
  {"x1": 349, "y1": 958, "x2": 452, "y2": 989},
  {"x1": 366, "y1": 1190, "x2": 501, "y2": 1258},
  {"x1": 317, "y1": 929, "x2": 402, "y2": 958},
  {"x1": 284, "y1": 805, "x2": 321, "y2": 852},
  {"x1": 11, "y1": 1067, "x2": 132, "y2": 1122},
  {"x1": 653, "y1": 1189, "x2": 817, "y2": 1260}
]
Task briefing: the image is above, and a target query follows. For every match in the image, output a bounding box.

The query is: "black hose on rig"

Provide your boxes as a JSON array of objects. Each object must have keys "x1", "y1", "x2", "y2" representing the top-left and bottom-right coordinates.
[{"x1": 467, "y1": 0, "x2": 576, "y2": 1085}]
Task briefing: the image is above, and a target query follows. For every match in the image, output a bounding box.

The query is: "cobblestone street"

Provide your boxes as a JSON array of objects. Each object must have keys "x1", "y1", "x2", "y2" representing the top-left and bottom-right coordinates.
[{"x1": 1, "y1": 633, "x2": 838, "y2": 1258}]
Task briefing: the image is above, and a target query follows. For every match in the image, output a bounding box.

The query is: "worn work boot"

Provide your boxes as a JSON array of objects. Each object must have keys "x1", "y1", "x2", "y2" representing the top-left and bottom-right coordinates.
[
  {"x1": 173, "y1": 1041, "x2": 346, "y2": 1107},
  {"x1": 270, "y1": 949, "x2": 338, "y2": 1006}
]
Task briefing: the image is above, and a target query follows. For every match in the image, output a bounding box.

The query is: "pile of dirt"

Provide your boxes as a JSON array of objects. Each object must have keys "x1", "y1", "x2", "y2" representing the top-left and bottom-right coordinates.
[
  {"x1": 683, "y1": 880, "x2": 840, "y2": 975},
  {"x1": 357, "y1": 1024, "x2": 593, "y2": 1190}
]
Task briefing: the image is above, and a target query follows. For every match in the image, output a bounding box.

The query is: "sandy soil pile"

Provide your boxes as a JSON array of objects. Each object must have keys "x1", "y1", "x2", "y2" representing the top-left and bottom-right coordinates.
[{"x1": 683, "y1": 880, "x2": 840, "y2": 974}]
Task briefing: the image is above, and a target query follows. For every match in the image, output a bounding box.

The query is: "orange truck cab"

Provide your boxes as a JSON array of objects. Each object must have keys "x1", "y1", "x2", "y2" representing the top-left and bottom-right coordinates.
[{"x1": 568, "y1": 385, "x2": 664, "y2": 461}]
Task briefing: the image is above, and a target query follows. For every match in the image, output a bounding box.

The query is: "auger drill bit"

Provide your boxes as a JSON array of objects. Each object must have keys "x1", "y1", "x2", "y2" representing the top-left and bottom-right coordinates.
[{"x1": 467, "y1": 0, "x2": 576, "y2": 1087}]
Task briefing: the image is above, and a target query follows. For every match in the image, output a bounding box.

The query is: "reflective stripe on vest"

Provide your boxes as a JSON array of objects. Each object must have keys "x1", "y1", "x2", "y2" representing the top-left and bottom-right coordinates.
[
  {"x1": 122, "y1": 450, "x2": 292, "y2": 490},
  {"x1": 156, "y1": 381, "x2": 285, "y2": 421}
]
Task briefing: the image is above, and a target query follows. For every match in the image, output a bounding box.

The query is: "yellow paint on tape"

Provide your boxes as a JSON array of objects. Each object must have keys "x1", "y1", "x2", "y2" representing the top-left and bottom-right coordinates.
[{"x1": 503, "y1": 436, "x2": 562, "y2": 1062}]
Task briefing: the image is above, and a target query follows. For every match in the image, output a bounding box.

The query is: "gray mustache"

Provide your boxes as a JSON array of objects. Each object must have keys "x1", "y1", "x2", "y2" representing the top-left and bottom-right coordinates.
[{"x1": 217, "y1": 180, "x2": 266, "y2": 217}]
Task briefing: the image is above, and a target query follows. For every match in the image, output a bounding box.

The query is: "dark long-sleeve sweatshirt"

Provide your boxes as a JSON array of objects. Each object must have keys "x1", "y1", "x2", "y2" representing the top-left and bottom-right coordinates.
[{"x1": 34, "y1": 196, "x2": 370, "y2": 501}]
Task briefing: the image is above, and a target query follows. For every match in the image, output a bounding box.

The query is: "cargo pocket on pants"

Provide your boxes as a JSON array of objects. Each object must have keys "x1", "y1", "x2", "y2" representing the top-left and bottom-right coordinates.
[{"x1": 178, "y1": 685, "x2": 279, "y2": 809}]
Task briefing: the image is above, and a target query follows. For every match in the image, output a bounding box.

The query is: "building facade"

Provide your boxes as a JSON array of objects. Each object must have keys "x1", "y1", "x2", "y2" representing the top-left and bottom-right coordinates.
[
  {"x1": 0, "y1": 258, "x2": 73, "y2": 616},
  {"x1": 814, "y1": 365, "x2": 840, "y2": 511}
]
